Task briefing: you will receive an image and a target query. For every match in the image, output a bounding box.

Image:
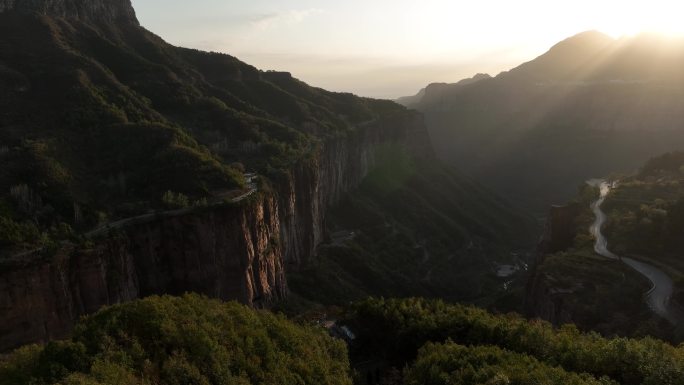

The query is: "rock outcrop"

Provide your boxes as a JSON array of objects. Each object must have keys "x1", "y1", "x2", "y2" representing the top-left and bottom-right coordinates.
[
  {"x1": 0, "y1": 114, "x2": 433, "y2": 352},
  {"x1": 525, "y1": 202, "x2": 581, "y2": 324},
  {"x1": 535, "y1": 203, "x2": 581, "y2": 256},
  {"x1": 0, "y1": 0, "x2": 138, "y2": 24}
]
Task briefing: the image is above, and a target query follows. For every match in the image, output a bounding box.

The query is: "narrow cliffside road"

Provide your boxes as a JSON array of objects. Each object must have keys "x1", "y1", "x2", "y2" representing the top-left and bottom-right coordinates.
[
  {"x1": 86, "y1": 174, "x2": 259, "y2": 238},
  {"x1": 86, "y1": 187, "x2": 257, "y2": 238},
  {"x1": 589, "y1": 180, "x2": 684, "y2": 325},
  {"x1": 4, "y1": 179, "x2": 259, "y2": 259}
]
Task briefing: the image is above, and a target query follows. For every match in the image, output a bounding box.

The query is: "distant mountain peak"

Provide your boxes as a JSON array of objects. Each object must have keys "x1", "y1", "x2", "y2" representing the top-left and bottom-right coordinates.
[
  {"x1": 0, "y1": 0, "x2": 138, "y2": 24},
  {"x1": 397, "y1": 73, "x2": 491, "y2": 107},
  {"x1": 499, "y1": 30, "x2": 617, "y2": 82},
  {"x1": 470, "y1": 73, "x2": 491, "y2": 81},
  {"x1": 548, "y1": 30, "x2": 615, "y2": 53}
]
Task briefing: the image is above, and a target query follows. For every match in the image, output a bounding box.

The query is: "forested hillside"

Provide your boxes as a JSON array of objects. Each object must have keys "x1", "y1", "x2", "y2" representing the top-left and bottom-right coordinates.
[{"x1": 0, "y1": 7, "x2": 411, "y2": 253}]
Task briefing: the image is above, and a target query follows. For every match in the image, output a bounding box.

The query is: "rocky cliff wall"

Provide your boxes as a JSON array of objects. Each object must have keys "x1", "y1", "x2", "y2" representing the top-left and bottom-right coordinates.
[
  {"x1": 535, "y1": 203, "x2": 581, "y2": 258},
  {"x1": 0, "y1": 195, "x2": 284, "y2": 352},
  {"x1": 279, "y1": 113, "x2": 432, "y2": 266},
  {"x1": 0, "y1": 113, "x2": 433, "y2": 352},
  {"x1": 0, "y1": 0, "x2": 138, "y2": 24},
  {"x1": 525, "y1": 203, "x2": 581, "y2": 324}
]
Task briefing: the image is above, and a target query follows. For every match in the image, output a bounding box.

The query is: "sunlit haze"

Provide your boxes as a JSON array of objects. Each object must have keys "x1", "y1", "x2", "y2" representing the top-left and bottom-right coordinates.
[{"x1": 133, "y1": 0, "x2": 684, "y2": 98}]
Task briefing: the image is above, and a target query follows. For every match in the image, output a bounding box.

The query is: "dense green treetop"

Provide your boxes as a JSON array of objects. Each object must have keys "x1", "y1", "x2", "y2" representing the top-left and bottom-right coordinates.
[
  {"x1": 345, "y1": 297, "x2": 684, "y2": 385},
  {"x1": 0, "y1": 294, "x2": 351, "y2": 385},
  {"x1": 405, "y1": 342, "x2": 616, "y2": 385}
]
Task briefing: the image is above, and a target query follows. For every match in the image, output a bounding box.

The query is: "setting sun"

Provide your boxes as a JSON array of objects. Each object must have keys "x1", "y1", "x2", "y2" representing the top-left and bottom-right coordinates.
[{"x1": 592, "y1": 0, "x2": 684, "y2": 37}]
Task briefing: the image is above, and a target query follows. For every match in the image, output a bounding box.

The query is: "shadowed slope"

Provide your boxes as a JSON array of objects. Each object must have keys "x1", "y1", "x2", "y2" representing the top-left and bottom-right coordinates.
[{"x1": 406, "y1": 31, "x2": 684, "y2": 211}]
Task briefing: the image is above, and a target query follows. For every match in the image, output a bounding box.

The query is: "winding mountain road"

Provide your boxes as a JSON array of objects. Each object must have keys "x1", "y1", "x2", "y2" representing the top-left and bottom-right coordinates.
[
  {"x1": 86, "y1": 186, "x2": 257, "y2": 238},
  {"x1": 6, "y1": 179, "x2": 259, "y2": 260},
  {"x1": 589, "y1": 180, "x2": 684, "y2": 325}
]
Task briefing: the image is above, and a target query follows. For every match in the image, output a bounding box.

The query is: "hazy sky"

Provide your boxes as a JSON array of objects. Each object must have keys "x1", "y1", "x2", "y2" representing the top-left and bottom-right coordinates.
[{"x1": 131, "y1": 0, "x2": 684, "y2": 99}]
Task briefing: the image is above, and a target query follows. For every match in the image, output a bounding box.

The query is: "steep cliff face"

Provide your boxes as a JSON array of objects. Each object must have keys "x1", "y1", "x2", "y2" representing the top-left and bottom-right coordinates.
[
  {"x1": 525, "y1": 203, "x2": 581, "y2": 324},
  {"x1": 0, "y1": 195, "x2": 285, "y2": 352},
  {"x1": 0, "y1": 114, "x2": 433, "y2": 352},
  {"x1": 279, "y1": 113, "x2": 432, "y2": 265},
  {"x1": 0, "y1": 0, "x2": 138, "y2": 24},
  {"x1": 535, "y1": 203, "x2": 581, "y2": 257}
]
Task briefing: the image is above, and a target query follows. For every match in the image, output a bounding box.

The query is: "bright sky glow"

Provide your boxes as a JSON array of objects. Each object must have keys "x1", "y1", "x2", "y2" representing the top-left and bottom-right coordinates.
[{"x1": 131, "y1": 0, "x2": 684, "y2": 98}]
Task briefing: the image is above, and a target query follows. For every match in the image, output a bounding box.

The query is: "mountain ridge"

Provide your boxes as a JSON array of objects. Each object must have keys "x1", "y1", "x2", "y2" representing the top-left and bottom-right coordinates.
[
  {"x1": 397, "y1": 73, "x2": 491, "y2": 107},
  {"x1": 0, "y1": 0, "x2": 138, "y2": 24},
  {"x1": 402, "y1": 30, "x2": 684, "y2": 211}
]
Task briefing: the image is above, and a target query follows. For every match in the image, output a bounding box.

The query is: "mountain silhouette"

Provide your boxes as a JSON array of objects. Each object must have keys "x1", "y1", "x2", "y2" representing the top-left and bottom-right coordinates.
[{"x1": 402, "y1": 31, "x2": 684, "y2": 210}]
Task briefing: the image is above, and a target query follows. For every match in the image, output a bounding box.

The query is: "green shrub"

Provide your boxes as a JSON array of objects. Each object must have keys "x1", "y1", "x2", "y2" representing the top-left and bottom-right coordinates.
[
  {"x1": 0, "y1": 216, "x2": 40, "y2": 246},
  {"x1": 405, "y1": 342, "x2": 616, "y2": 385},
  {"x1": 161, "y1": 190, "x2": 190, "y2": 209}
]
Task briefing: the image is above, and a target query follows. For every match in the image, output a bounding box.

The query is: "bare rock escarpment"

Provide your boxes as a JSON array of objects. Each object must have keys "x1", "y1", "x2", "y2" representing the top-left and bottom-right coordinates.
[
  {"x1": 0, "y1": 196, "x2": 284, "y2": 352},
  {"x1": 525, "y1": 203, "x2": 581, "y2": 324}
]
